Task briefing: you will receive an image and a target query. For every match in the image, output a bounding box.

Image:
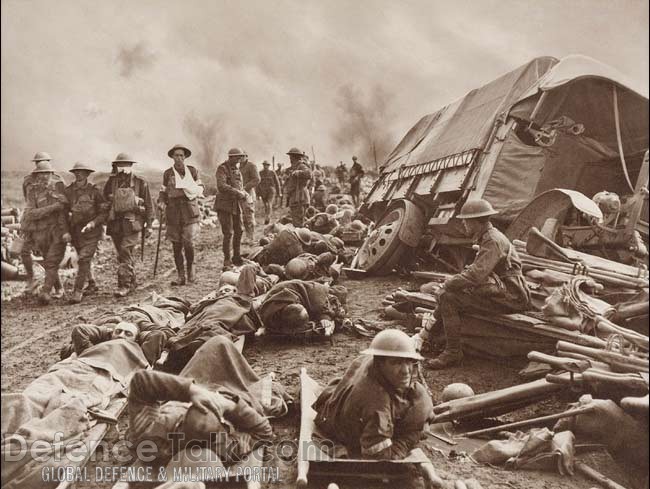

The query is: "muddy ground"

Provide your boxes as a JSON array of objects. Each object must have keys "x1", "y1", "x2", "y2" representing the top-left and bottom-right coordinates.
[{"x1": 1, "y1": 205, "x2": 629, "y2": 489}]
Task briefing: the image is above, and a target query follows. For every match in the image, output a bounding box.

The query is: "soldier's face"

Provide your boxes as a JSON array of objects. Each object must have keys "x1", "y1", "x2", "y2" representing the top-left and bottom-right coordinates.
[
  {"x1": 172, "y1": 150, "x2": 186, "y2": 166},
  {"x1": 72, "y1": 170, "x2": 91, "y2": 183},
  {"x1": 36, "y1": 172, "x2": 52, "y2": 185},
  {"x1": 377, "y1": 357, "x2": 415, "y2": 391},
  {"x1": 112, "y1": 323, "x2": 138, "y2": 341},
  {"x1": 463, "y1": 218, "x2": 482, "y2": 237}
]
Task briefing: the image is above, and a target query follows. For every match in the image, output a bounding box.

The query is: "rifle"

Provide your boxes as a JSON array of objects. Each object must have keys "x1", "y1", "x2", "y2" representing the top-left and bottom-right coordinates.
[{"x1": 153, "y1": 218, "x2": 163, "y2": 277}]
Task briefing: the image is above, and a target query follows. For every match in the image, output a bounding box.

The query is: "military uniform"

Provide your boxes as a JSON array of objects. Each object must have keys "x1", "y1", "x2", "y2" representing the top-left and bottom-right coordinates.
[
  {"x1": 214, "y1": 161, "x2": 245, "y2": 266},
  {"x1": 253, "y1": 228, "x2": 306, "y2": 266},
  {"x1": 258, "y1": 167, "x2": 281, "y2": 224},
  {"x1": 20, "y1": 173, "x2": 69, "y2": 299},
  {"x1": 239, "y1": 160, "x2": 260, "y2": 243},
  {"x1": 434, "y1": 223, "x2": 531, "y2": 355},
  {"x1": 103, "y1": 172, "x2": 154, "y2": 292},
  {"x1": 65, "y1": 181, "x2": 107, "y2": 294},
  {"x1": 285, "y1": 162, "x2": 312, "y2": 227},
  {"x1": 313, "y1": 354, "x2": 432, "y2": 459},
  {"x1": 349, "y1": 161, "x2": 365, "y2": 206}
]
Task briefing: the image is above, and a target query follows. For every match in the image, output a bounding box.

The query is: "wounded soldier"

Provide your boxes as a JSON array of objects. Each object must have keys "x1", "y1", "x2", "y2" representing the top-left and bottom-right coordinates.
[
  {"x1": 127, "y1": 336, "x2": 279, "y2": 475},
  {"x1": 257, "y1": 279, "x2": 347, "y2": 338},
  {"x1": 2, "y1": 337, "x2": 149, "y2": 488},
  {"x1": 312, "y1": 329, "x2": 432, "y2": 459}
]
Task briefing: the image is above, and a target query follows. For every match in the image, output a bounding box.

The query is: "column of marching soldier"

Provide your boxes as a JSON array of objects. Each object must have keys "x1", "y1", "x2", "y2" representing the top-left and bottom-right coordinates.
[{"x1": 18, "y1": 145, "x2": 314, "y2": 305}]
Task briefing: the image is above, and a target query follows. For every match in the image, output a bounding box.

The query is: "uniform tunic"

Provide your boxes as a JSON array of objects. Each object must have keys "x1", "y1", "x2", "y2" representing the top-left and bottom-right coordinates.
[
  {"x1": 159, "y1": 165, "x2": 202, "y2": 243},
  {"x1": 214, "y1": 161, "x2": 245, "y2": 261},
  {"x1": 64, "y1": 181, "x2": 107, "y2": 291},
  {"x1": 284, "y1": 162, "x2": 312, "y2": 227},
  {"x1": 313, "y1": 355, "x2": 432, "y2": 459}
]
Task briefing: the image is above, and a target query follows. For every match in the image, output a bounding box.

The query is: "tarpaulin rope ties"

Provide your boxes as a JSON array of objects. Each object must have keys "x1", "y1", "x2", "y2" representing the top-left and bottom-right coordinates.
[{"x1": 612, "y1": 85, "x2": 635, "y2": 193}]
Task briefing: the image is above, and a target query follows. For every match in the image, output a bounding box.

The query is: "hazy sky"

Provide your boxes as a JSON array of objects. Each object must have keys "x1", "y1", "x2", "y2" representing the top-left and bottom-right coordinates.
[{"x1": 2, "y1": 0, "x2": 648, "y2": 173}]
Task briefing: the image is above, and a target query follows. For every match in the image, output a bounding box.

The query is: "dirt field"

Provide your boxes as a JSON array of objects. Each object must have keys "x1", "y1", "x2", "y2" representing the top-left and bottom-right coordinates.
[{"x1": 1, "y1": 202, "x2": 628, "y2": 489}]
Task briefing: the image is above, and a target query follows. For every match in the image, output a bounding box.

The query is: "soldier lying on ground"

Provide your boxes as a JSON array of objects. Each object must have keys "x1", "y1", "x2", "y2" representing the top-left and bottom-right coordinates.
[
  {"x1": 256, "y1": 279, "x2": 347, "y2": 338},
  {"x1": 127, "y1": 336, "x2": 275, "y2": 477}
]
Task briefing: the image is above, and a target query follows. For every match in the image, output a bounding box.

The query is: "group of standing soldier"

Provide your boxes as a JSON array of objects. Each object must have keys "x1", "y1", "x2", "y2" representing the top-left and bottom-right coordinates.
[{"x1": 18, "y1": 145, "x2": 362, "y2": 302}]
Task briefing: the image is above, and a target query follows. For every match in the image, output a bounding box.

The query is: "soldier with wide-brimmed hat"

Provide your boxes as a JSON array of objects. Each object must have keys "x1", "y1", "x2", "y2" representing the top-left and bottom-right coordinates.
[
  {"x1": 284, "y1": 147, "x2": 312, "y2": 227},
  {"x1": 158, "y1": 144, "x2": 204, "y2": 285},
  {"x1": 258, "y1": 160, "x2": 282, "y2": 225},
  {"x1": 413, "y1": 199, "x2": 531, "y2": 368},
  {"x1": 20, "y1": 160, "x2": 71, "y2": 304},
  {"x1": 103, "y1": 152, "x2": 154, "y2": 297},
  {"x1": 214, "y1": 148, "x2": 249, "y2": 270},
  {"x1": 64, "y1": 162, "x2": 108, "y2": 303}
]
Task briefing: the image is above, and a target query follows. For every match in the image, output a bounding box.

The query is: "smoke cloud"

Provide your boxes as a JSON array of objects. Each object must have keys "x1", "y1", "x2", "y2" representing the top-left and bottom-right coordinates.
[
  {"x1": 116, "y1": 41, "x2": 157, "y2": 78},
  {"x1": 183, "y1": 113, "x2": 227, "y2": 172},
  {"x1": 332, "y1": 84, "x2": 397, "y2": 170}
]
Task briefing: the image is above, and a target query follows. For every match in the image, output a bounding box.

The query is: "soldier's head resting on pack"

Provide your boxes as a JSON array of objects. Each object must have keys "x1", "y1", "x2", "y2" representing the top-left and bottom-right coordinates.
[
  {"x1": 361, "y1": 329, "x2": 423, "y2": 393},
  {"x1": 281, "y1": 303, "x2": 310, "y2": 330},
  {"x1": 111, "y1": 322, "x2": 139, "y2": 341}
]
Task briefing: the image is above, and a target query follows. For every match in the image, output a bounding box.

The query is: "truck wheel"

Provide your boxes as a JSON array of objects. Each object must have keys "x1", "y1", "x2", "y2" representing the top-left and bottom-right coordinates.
[{"x1": 356, "y1": 200, "x2": 424, "y2": 275}]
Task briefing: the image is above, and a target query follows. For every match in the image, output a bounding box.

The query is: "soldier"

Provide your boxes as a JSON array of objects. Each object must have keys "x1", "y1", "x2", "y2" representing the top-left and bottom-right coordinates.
[
  {"x1": 313, "y1": 329, "x2": 432, "y2": 459},
  {"x1": 349, "y1": 155, "x2": 365, "y2": 207},
  {"x1": 64, "y1": 162, "x2": 108, "y2": 304},
  {"x1": 158, "y1": 144, "x2": 204, "y2": 286},
  {"x1": 413, "y1": 199, "x2": 531, "y2": 368},
  {"x1": 284, "y1": 147, "x2": 312, "y2": 227},
  {"x1": 103, "y1": 153, "x2": 154, "y2": 297},
  {"x1": 214, "y1": 148, "x2": 248, "y2": 271},
  {"x1": 20, "y1": 161, "x2": 71, "y2": 304},
  {"x1": 21, "y1": 152, "x2": 66, "y2": 297},
  {"x1": 258, "y1": 160, "x2": 282, "y2": 225},
  {"x1": 336, "y1": 161, "x2": 348, "y2": 188},
  {"x1": 239, "y1": 152, "x2": 260, "y2": 245}
]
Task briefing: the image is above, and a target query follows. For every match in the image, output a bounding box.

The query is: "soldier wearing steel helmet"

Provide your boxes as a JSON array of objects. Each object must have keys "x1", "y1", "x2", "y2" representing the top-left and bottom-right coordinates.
[
  {"x1": 312, "y1": 329, "x2": 433, "y2": 460},
  {"x1": 20, "y1": 160, "x2": 71, "y2": 304},
  {"x1": 64, "y1": 162, "x2": 108, "y2": 303},
  {"x1": 349, "y1": 155, "x2": 365, "y2": 207},
  {"x1": 414, "y1": 199, "x2": 531, "y2": 369},
  {"x1": 158, "y1": 144, "x2": 204, "y2": 285},
  {"x1": 20, "y1": 152, "x2": 66, "y2": 297},
  {"x1": 284, "y1": 147, "x2": 312, "y2": 227},
  {"x1": 214, "y1": 148, "x2": 249, "y2": 270},
  {"x1": 103, "y1": 153, "x2": 154, "y2": 297}
]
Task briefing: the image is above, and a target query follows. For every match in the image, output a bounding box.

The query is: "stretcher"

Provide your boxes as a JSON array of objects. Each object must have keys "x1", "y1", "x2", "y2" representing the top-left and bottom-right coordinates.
[{"x1": 297, "y1": 368, "x2": 443, "y2": 488}]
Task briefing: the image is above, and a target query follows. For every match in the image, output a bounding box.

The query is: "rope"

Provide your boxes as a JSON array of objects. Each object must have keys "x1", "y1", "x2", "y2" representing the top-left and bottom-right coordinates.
[{"x1": 612, "y1": 86, "x2": 635, "y2": 192}]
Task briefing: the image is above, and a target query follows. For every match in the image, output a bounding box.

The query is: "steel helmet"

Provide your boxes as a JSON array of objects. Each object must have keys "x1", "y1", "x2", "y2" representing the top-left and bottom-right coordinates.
[
  {"x1": 592, "y1": 191, "x2": 621, "y2": 215},
  {"x1": 32, "y1": 151, "x2": 52, "y2": 162},
  {"x1": 286, "y1": 147, "x2": 304, "y2": 156},
  {"x1": 350, "y1": 219, "x2": 365, "y2": 231},
  {"x1": 441, "y1": 383, "x2": 475, "y2": 402},
  {"x1": 228, "y1": 148, "x2": 246, "y2": 157},
  {"x1": 285, "y1": 257, "x2": 309, "y2": 279},
  {"x1": 32, "y1": 161, "x2": 55, "y2": 173},
  {"x1": 456, "y1": 199, "x2": 498, "y2": 219},
  {"x1": 167, "y1": 144, "x2": 191, "y2": 158},
  {"x1": 281, "y1": 303, "x2": 309, "y2": 329},
  {"x1": 262, "y1": 160, "x2": 270, "y2": 166},
  {"x1": 326, "y1": 204, "x2": 339, "y2": 215},
  {"x1": 361, "y1": 329, "x2": 424, "y2": 360},
  {"x1": 295, "y1": 227, "x2": 313, "y2": 246},
  {"x1": 352, "y1": 156, "x2": 358, "y2": 161},
  {"x1": 69, "y1": 162, "x2": 95, "y2": 173},
  {"x1": 112, "y1": 153, "x2": 137, "y2": 164}
]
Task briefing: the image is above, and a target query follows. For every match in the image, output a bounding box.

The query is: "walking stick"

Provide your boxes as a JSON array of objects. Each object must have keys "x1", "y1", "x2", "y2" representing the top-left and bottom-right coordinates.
[
  {"x1": 140, "y1": 227, "x2": 146, "y2": 262},
  {"x1": 153, "y1": 219, "x2": 163, "y2": 277}
]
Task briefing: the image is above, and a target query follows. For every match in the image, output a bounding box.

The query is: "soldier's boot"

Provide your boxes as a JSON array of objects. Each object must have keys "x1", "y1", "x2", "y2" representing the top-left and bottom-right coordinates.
[
  {"x1": 84, "y1": 281, "x2": 99, "y2": 294},
  {"x1": 185, "y1": 244, "x2": 195, "y2": 283},
  {"x1": 171, "y1": 268, "x2": 186, "y2": 286},
  {"x1": 426, "y1": 336, "x2": 463, "y2": 369},
  {"x1": 222, "y1": 240, "x2": 233, "y2": 271},
  {"x1": 51, "y1": 273, "x2": 64, "y2": 298},
  {"x1": 232, "y1": 240, "x2": 243, "y2": 267},
  {"x1": 37, "y1": 291, "x2": 52, "y2": 305},
  {"x1": 22, "y1": 254, "x2": 38, "y2": 295},
  {"x1": 187, "y1": 265, "x2": 195, "y2": 283},
  {"x1": 69, "y1": 289, "x2": 83, "y2": 304}
]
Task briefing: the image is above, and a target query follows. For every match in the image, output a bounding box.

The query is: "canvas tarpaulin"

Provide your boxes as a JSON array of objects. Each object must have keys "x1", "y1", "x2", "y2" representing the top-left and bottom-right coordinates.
[{"x1": 381, "y1": 57, "x2": 558, "y2": 174}]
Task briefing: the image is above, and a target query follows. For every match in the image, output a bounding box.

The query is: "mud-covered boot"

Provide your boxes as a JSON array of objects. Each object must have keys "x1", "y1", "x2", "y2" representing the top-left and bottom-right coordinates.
[
  {"x1": 69, "y1": 289, "x2": 83, "y2": 304},
  {"x1": 171, "y1": 269, "x2": 186, "y2": 286},
  {"x1": 427, "y1": 337, "x2": 463, "y2": 369}
]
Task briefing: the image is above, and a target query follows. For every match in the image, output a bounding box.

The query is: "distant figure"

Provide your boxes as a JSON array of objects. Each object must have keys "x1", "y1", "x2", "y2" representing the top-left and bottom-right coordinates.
[
  {"x1": 240, "y1": 152, "x2": 260, "y2": 245},
  {"x1": 284, "y1": 147, "x2": 312, "y2": 227},
  {"x1": 349, "y1": 156, "x2": 365, "y2": 207},
  {"x1": 336, "y1": 161, "x2": 348, "y2": 188},
  {"x1": 258, "y1": 161, "x2": 282, "y2": 225}
]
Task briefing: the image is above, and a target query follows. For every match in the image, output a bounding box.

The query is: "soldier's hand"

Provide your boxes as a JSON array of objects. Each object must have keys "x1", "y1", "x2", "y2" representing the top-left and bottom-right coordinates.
[
  {"x1": 136, "y1": 197, "x2": 144, "y2": 206},
  {"x1": 62, "y1": 233, "x2": 72, "y2": 243},
  {"x1": 237, "y1": 190, "x2": 248, "y2": 200},
  {"x1": 188, "y1": 383, "x2": 234, "y2": 419},
  {"x1": 81, "y1": 221, "x2": 95, "y2": 233},
  {"x1": 158, "y1": 201, "x2": 166, "y2": 211}
]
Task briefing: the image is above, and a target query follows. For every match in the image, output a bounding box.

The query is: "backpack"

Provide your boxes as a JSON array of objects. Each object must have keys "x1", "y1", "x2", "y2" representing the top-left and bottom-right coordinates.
[{"x1": 111, "y1": 177, "x2": 139, "y2": 214}]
